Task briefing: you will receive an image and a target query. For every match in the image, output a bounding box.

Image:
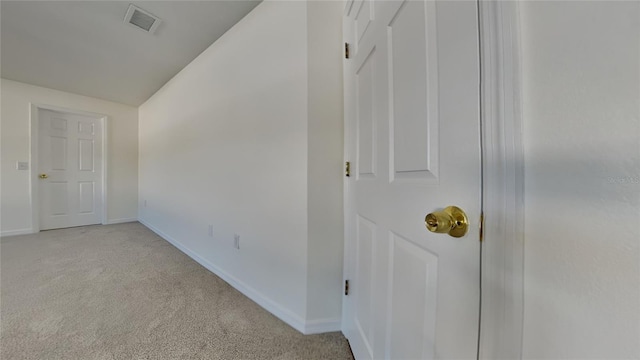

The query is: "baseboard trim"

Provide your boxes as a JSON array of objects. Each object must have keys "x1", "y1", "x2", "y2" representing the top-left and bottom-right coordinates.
[
  {"x1": 105, "y1": 218, "x2": 138, "y2": 225},
  {"x1": 304, "y1": 317, "x2": 342, "y2": 334},
  {"x1": 1, "y1": 228, "x2": 34, "y2": 237},
  {"x1": 139, "y1": 218, "x2": 316, "y2": 334}
]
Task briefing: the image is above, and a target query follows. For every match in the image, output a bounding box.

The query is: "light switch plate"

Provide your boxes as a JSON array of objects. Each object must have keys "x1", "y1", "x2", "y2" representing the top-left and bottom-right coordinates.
[{"x1": 16, "y1": 161, "x2": 29, "y2": 170}]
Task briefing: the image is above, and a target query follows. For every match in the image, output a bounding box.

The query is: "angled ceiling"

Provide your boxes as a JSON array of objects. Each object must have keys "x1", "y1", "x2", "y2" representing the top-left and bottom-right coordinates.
[{"x1": 1, "y1": 1, "x2": 261, "y2": 106}]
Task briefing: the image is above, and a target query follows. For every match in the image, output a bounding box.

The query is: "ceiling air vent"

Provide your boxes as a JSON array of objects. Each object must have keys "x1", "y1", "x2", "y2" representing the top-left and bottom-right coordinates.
[{"x1": 124, "y1": 4, "x2": 161, "y2": 34}]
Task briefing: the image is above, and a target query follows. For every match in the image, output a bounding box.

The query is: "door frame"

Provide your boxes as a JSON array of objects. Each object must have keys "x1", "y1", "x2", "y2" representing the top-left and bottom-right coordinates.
[
  {"x1": 341, "y1": 0, "x2": 525, "y2": 358},
  {"x1": 477, "y1": 1, "x2": 524, "y2": 358},
  {"x1": 29, "y1": 103, "x2": 109, "y2": 233}
]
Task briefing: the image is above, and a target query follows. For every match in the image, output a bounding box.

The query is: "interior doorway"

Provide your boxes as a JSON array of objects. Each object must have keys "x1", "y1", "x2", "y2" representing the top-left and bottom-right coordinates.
[{"x1": 31, "y1": 105, "x2": 107, "y2": 231}]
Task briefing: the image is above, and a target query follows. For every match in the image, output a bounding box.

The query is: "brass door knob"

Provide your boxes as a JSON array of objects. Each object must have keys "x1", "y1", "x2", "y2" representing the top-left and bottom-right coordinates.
[
  {"x1": 39, "y1": 174, "x2": 48, "y2": 179},
  {"x1": 425, "y1": 206, "x2": 469, "y2": 238}
]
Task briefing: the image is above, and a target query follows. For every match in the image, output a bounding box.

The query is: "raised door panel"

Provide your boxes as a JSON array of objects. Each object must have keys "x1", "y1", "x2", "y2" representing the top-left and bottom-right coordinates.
[
  {"x1": 78, "y1": 139, "x2": 95, "y2": 172},
  {"x1": 78, "y1": 121, "x2": 94, "y2": 136},
  {"x1": 345, "y1": 0, "x2": 355, "y2": 17},
  {"x1": 50, "y1": 117, "x2": 67, "y2": 132},
  {"x1": 78, "y1": 182, "x2": 95, "y2": 214},
  {"x1": 387, "y1": 233, "x2": 438, "y2": 359},
  {"x1": 388, "y1": 0, "x2": 439, "y2": 182},
  {"x1": 49, "y1": 136, "x2": 68, "y2": 171},
  {"x1": 354, "y1": 215, "x2": 376, "y2": 358},
  {"x1": 355, "y1": 0, "x2": 373, "y2": 46},
  {"x1": 356, "y1": 48, "x2": 377, "y2": 179},
  {"x1": 48, "y1": 182, "x2": 69, "y2": 216}
]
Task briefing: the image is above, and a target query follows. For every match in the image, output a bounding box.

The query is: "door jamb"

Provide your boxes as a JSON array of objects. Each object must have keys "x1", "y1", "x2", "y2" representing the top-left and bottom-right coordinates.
[
  {"x1": 29, "y1": 103, "x2": 109, "y2": 232},
  {"x1": 478, "y1": 1, "x2": 525, "y2": 358}
]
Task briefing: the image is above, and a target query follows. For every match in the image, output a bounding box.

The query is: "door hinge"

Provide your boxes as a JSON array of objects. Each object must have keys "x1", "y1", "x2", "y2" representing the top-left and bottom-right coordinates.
[
  {"x1": 345, "y1": 43, "x2": 350, "y2": 59},
  {"x1": 479, "y1": 212, "x2": 484, "y2": 242},
  {"x1": 345, "y1": 161, "x2": 351, "y2": 177},
  {"x1": 345, "y1": 280, "x2": 350, "y2": 295}
]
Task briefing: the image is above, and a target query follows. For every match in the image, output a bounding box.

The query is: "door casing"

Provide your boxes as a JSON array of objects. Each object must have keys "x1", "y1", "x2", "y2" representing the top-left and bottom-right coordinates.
[
  {"x1": 477, "y1": 1, "x2": 525, "y2": 358},
  {"x1": 341, "y1": 0, "x2": 525, "y2": 358},
  {"x1": 29, "y1": 103, "x2": 109, "y2": 232}
]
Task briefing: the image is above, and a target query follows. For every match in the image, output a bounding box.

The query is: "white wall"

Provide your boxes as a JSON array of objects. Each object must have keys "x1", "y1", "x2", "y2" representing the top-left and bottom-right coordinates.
[
  {"x1": 306, "y1": 0, "x2": 344, "y2": 324},
  {"x1": 521, "y1": 1, "x2": 640, "y2": 358},
  {"x1": 138, "y1": 0, "x2": 343, "y2": 333},
  {"x1": 1, "y1": 79, "x2": 139, "y2": 235}
]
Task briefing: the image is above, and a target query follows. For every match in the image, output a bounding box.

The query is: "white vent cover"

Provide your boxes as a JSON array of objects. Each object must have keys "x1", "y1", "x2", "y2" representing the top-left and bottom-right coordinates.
[{"x1": 124, "y1": 4, "x2": 161, "y2": 34}]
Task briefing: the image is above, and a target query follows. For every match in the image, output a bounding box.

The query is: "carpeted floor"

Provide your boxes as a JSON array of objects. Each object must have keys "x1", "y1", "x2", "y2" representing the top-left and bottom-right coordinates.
[{"x1": 1, "y1": 222, "x2": 353, "y2": 360}]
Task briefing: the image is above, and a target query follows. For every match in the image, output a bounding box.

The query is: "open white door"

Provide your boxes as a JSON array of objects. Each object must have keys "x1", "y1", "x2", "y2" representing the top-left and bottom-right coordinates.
[
  {"x1": 343, "y1": 0, "x2": 481, "y2": 358},
  {"x1": 38, "y1": 109, "x2": 103, "y2": 230}
]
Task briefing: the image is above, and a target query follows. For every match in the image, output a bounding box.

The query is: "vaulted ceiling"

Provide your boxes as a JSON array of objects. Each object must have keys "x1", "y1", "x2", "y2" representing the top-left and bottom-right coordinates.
[{"x1": 1, "y1": 1, "x2": 261, "y2": 106}]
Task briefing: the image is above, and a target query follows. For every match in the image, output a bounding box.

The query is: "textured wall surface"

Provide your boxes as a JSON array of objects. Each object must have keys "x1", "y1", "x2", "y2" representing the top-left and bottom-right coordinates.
[
  {"x1": 139, "y1": 0, "x2": 309, "y2": 321},
  {"x1": 306, "y1": 0, "x2": 345, "y2": 323},
  {"x1": 521, "y1": 1, "x2": 640, "y2": 358}
]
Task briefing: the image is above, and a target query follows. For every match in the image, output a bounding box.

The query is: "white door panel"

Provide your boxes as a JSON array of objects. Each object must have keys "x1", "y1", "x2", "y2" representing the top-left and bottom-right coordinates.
[
  {"x1": 388, "y1": 0, "x2": 439, "y2": 181},
  {"x1": 354, "y1": 0, "x2": 374, "y2": 46},
  {"x1": 388, "y1": 233, "x2": 438, "y2": 359},
  {"x1": 344, "y1": 1, "x2": 481, "y2": 359},
  {"x1": 355, "y1": 214, "x2": 376, "y2": 358},
  {"x1": 39, "y1": 109, "x2": 103, "y2": 230},
  {"x1": 356, "y1": 46, "x2": 377, "y2": 179}
]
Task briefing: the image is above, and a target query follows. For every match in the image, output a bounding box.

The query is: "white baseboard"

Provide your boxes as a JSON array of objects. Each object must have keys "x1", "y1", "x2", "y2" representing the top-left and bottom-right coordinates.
[
  {"x1": 139, "y1": 218, "x2": 323, "y2": 334},
  {"x1": 1, "y1": 228, "x2": 34, "y2": 237},
  {"x1": 303, "y1": 317, "x2": 343, "y2": 334},
  {"x1": 105, "y1": 218, "x2": 138, "y2": 225}
]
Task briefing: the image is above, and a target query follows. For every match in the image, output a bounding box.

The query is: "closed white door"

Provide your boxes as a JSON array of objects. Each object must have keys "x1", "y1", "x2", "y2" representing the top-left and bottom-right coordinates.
[
  {"x1": 343, "y1": 0, "x2": 481, "y2": 359},
  {"x1": 38, "y1": 109, "x2": 103, "y2": 230}
]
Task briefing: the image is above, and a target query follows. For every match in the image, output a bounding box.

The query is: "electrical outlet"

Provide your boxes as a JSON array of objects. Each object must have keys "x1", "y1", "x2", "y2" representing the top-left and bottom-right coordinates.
[
  {"x1": 233, "y1": 234, "x2": 240, "y2": 249},
  {"x1": 208, "y1": 224, "x2": 214, "y2": 237},
  {"x1": 16, "y1": 161, "x2": 29, "y2": 170},
  {"x1": 143, "y1": 200, "x2": 147, "y2": 207}
]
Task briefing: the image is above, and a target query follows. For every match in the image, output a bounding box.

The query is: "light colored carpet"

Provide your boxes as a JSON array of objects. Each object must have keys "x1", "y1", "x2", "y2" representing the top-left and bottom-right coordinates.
[{"x1": 1, "y1": 222, "x2": 353, "y2": 360}]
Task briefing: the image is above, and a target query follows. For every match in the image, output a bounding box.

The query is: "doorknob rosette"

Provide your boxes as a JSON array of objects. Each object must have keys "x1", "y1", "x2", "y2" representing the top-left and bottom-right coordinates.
[
  {"x1": 424, "y1": 206, "x2": 469, "y2": 238},
  {"x1": 39, "y1": 174, "x2": 49, "y2": 179}
]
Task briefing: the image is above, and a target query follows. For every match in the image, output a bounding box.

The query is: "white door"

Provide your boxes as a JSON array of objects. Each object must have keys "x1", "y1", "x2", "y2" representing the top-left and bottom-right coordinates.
[
  {"x1": 38, "y1": 109, "x2": 103, "y2": 230},
  {"x1": 343, "y1": 0, "x2": 481, "y2": 358}
]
